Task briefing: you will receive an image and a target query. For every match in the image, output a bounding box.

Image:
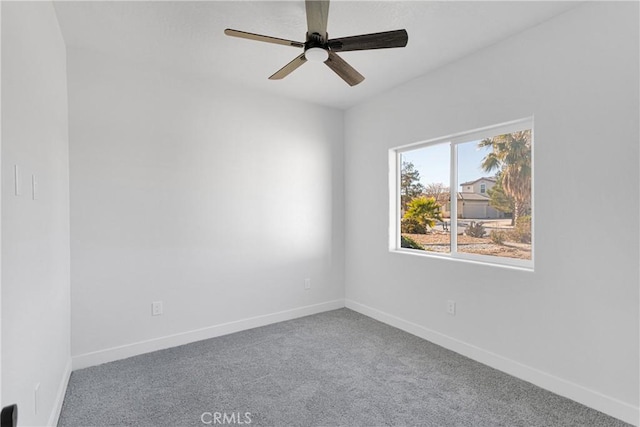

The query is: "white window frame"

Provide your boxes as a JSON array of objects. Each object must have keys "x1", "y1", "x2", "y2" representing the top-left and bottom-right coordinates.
[{"x1": 389, "y1": 117, "x2": 534, "y2": 271}]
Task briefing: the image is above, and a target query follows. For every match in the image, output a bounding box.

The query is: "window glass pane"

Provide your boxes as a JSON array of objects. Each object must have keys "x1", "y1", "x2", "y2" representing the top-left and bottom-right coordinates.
[
  {"x1": 456, "y1": 130, "x2": 532, "y2": 260},
  {"x1": 399, "y1": 144, "x2": 450, "y2": 253}
]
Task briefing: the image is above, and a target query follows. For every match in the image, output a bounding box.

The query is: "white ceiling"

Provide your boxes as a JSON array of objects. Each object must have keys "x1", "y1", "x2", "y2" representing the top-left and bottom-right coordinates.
[{"x1": 53, "y1": 1, "x2": 582, "y2": 110}]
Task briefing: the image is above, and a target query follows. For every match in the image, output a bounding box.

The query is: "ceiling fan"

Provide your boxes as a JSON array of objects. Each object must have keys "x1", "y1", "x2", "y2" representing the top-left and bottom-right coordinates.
[{"x1": 224, "y1": 0, "x2": 408, "y2": 86}]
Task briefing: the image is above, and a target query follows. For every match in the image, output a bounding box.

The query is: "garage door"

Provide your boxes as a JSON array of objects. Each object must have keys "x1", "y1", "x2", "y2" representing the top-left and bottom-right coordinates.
[{"x1": 462, "y1": 202, "x2": 486, "y2": 219}]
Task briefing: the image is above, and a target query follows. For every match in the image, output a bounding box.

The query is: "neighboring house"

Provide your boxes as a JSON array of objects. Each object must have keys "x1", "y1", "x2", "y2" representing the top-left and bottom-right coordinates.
[
  {"x1": 442, "y1": 177, "x2": 505, "y2": 219},
  {"x1": 460, "y1": 177, "x2": 496, "y2": 196}
]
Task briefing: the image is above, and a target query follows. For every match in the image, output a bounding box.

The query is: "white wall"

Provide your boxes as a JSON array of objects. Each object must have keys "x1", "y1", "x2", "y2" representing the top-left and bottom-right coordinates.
[
  {"x1": 67, "y1": 49, "x2": 345, "y2": 365},
  {"x1": 0, "y1": 1, "x2": 4, "y2": 409},
  {"x1": 0, "y1": 1, "x2": 3, "y2": 411},
  {"x1": 1, "y1": 2, "x2": 71, "y2": 426},
  {"x1": 345, "y1": 2, "x2": 638, "y2": 425}
]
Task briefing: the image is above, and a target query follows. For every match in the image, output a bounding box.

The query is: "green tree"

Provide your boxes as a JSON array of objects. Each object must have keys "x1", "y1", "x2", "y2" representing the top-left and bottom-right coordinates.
[
  {"x1": 479, "y1": 130, "x2": 531, "y2": 224},
  {"x1": 486, "y1": 173, "x2": 515, "y2": 224},
  {"x1": 403, "y1": 196, "x2": 443, "y2": 230},
  {"x1": 401, "y1": 161, "x2": 425, "y2": 211}
]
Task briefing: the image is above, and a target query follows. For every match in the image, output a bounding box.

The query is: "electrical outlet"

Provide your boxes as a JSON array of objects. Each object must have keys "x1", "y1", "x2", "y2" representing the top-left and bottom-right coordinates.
[
  {"x1": 447, "y1": 300, "x2": 456, "y2": 316},
  {"x1": 304, "y1": 278, "x2": 311, "y2": 290},
  {"x1": 152, "y1": 301, "x2": 163, "y2": 316}
]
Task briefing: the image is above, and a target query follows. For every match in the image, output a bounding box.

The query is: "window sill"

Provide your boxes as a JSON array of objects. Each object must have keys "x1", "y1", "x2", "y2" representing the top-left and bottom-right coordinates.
[{"x1": 390, "y1": 247, "x2": 534, "y2": 272}]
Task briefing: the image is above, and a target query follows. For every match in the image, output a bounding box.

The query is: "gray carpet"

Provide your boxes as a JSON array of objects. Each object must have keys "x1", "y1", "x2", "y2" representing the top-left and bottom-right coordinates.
[{"x1": 58, "y1": 309, "x2": 630, "y2": 427}]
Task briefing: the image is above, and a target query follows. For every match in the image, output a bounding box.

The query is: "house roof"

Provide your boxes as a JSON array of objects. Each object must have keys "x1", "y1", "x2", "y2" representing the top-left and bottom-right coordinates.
[
  {"x1": 459, "y1": 177, "x2": 497, "y2": 186},
  {"x1": 447, "y1": 192, "x2": 490, "y2": 201},
  {"x1": 457, "y1": 192, "x2": 490, "y2": 201}
]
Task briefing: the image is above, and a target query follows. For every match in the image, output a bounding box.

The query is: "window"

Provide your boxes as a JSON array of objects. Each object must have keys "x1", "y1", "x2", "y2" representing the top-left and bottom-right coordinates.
[{"x1": 391, "y1": 118, "x2": 533, "y2": 269}]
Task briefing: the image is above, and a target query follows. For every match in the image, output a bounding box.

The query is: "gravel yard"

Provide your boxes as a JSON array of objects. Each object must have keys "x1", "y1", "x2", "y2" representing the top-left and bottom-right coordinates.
[{"x1": 403, "y1": 232, "x2": 531, "y2": 260}]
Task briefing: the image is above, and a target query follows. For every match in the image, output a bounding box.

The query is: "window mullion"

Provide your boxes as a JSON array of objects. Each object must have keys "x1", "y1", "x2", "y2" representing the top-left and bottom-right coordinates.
[{"x1": 450, "y1": 142, "x2": 458, "y2": 256}]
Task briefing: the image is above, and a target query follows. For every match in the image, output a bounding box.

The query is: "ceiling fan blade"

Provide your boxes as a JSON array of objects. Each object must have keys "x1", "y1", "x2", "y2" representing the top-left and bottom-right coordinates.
[
  {"x1": 269, "y1": 53, "x2": 308, "y2": 80},
  {"x1": 324, "y1": 51, "x2": 364, "y2": 86},
  {"x1": 224, "y1": 29, "x2": 304, "y2": 48},
  {"x1": 328, "y1": 29, "x2": 408, "y2": 52},
  {"x1": 305, "y1": 0, "x2": 330, "y2": 40}
]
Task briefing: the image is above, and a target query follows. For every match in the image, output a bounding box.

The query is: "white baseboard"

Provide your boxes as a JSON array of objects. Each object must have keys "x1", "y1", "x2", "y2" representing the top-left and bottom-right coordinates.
[
  {"x1": 48, "y1": 358, "x2": 72, "y2": 427},
  {"x1": 72, "y1": 299, "x2": 345, "y2": 371},
  {"x1": 345, "y1": 299, "x2": 639, "y2": 426}
]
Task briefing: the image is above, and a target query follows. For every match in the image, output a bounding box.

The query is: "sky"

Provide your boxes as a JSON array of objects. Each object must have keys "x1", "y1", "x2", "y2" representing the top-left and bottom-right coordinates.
[{"x1": 401, "y1": 140, "x2": 494, "y2": 188}]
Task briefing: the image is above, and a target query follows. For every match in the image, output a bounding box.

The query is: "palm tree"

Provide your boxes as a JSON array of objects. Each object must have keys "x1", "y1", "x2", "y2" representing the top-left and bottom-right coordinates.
[
  {"x1": 403, "y1": 196, "x2": 443, "y2": 230},
  {"x1": 478, "y1": 130, "x2": 531, "y2": 224}
]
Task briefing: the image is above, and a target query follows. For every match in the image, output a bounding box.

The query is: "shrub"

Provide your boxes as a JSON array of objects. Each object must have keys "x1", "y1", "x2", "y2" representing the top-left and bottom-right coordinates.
[
  {"x1": 402, "y1": 196, "x2": 443, "y2": 230},
  {"x1": 510, "y1": 215, "x2": 532, "y2": 243},
  {"x1": 401, "y1": 218, "x2": 427, "y2": 234},
  {"x1": 401, "y1": 235, "x2": 424, "y2": 250},
  {"x1": 465, "y1": 221, "x2": 486, "y2": 238},
  {"x1": 490, "y1": 230, "x2": 507, "y2": 244},
  {"x1": 517, "y1": 215, "x2": 532, "y2": 225}
]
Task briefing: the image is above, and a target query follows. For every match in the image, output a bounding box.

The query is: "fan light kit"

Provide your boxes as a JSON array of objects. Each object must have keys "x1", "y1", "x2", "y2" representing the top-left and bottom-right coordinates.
[
  {"x1": 224, "y1": 0, "x2": 408, "y2": 86},
  {"x1": 305, "y1": 47, "x2": 329, "y2": 62}
]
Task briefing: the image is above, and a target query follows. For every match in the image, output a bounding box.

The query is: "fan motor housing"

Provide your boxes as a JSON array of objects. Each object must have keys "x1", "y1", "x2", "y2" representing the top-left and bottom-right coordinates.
[{"x1": 305, "y1": 32, "x2": 327, "y2": 49}]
